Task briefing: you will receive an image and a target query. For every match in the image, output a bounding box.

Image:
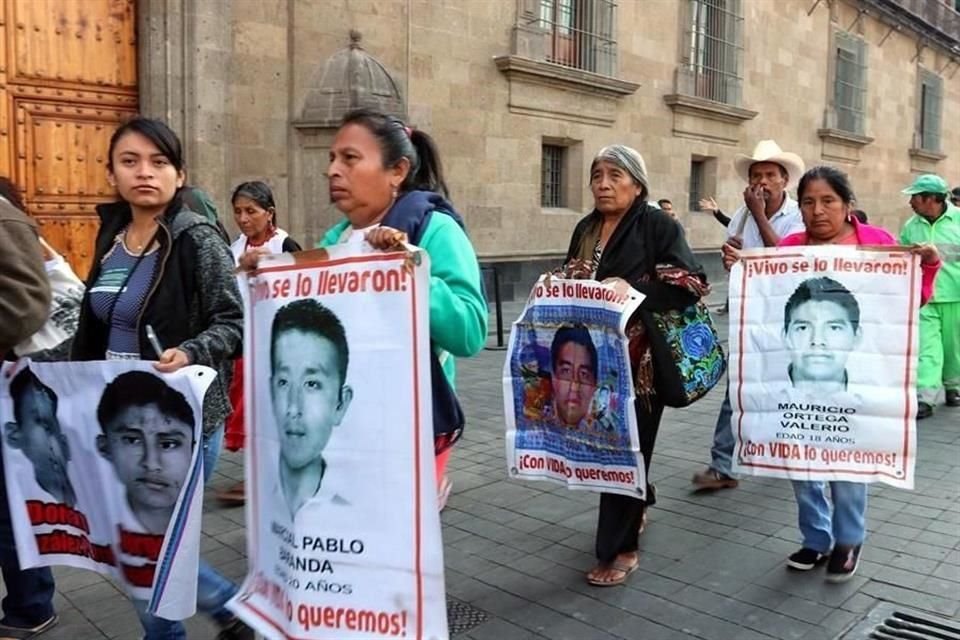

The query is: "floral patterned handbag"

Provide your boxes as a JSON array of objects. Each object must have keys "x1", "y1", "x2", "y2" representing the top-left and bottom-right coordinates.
[{"x1": 637, "y1": 300, "x2": 726, "y2": 408}]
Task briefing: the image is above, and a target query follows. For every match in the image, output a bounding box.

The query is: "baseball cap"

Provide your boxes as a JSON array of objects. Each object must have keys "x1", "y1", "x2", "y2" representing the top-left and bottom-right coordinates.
[{"x1": 901, "y1": 174, "x2": 950, "y2": 195}]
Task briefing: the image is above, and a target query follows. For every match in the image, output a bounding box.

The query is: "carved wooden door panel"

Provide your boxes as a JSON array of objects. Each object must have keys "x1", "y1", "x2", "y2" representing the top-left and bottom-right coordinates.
[{"x1": 0, "y1": 0, "x2": 138, "y2": 278}]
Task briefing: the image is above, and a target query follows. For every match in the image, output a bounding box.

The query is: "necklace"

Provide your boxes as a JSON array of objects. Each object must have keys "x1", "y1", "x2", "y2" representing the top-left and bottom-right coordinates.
[{"x1": 124, "y1": 224, "x2": 157, "y2": 253}]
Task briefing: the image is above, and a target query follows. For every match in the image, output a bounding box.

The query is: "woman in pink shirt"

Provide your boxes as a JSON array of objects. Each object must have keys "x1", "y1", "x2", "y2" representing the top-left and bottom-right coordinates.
[{"x1": 726, "y1": 165, "x2": 940, "y2": 582}]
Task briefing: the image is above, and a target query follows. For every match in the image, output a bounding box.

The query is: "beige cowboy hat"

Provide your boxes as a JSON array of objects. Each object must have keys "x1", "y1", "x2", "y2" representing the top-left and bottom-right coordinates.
[{"x1": 734, "y1": 140, "x2": 805, "y2": 191}]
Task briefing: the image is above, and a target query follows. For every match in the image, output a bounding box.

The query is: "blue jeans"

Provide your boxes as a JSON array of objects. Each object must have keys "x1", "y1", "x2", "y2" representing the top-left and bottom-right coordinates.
[
  {"x1": 134, "y1": 426, "x2": 239, "y2": 640},
  {"x1": 0, "y1": 442, "x2": 56, "y2": 627},
  {"x1": 709, "y1": 382, "x2": 735, "y2": 477},
  {"x1": 791, "y1": 480, "x2": 868, "y2": 553}
]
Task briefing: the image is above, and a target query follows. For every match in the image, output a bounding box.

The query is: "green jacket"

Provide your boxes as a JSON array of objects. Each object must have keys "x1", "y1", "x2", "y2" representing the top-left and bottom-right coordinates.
[
  {"x1": 900, "y1": 202, "x2": 960, "y2": 302},
  {"x1": 318, "y1": 214, "x2": 488, "y2": 388}
]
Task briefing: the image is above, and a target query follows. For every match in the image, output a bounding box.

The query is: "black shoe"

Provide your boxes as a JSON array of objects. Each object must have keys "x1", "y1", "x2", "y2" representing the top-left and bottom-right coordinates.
[
  {"x1": 216, "y1": 618, "x2": 254, "y2": 640},
  {"x1": 786, "y1": 547, "x2": 828, "y2": 571},
  {"x1": 0, "y1": 615, "x2": 59, "y2": 639},
  {"x1": 946, "y1": 390, "x2": 960, "y2": 407},
  {"x1": 917, "y1": 402, "x2": 934, "y2": 419},
  {"x1": 826, "y1": 544, "x2": 861, "y2": 582}
]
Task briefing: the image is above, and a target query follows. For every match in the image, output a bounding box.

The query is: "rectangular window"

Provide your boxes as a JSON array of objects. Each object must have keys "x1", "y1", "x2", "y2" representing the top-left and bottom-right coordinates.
[
  {"x1": 834, "y1": 31, "x2": 868, "y2": 135},
  {"x1": 535, "y1": 0, "x2": 617, "y2": 75},
  {"x1": 541, "y1": 144, "x2": 565, "y2": 208},
  {"x1": 689, "y1": 159, "x2": 705, "y2": 211},
  {"x1": 918, "y1": 69, "x2": 943, "y2": 152},
  {"x1": 685, "y1": 0, "x2": 744, "y2": 105}
]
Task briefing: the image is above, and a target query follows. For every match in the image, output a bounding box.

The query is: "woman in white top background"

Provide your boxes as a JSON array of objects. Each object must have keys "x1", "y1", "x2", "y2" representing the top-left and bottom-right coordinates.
[{"x1": 221, "y1": 180, "x2": 302, "y2": 501}]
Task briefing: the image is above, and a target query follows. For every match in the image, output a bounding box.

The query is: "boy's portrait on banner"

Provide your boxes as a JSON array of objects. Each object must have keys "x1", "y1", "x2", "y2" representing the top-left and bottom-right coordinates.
[
  {"x1": 4, "y1": 368, "x2": 77, "y2": 508},
  {"x1": 1, "y1": 361, "x2": 210, "y2": 619},
  {"x1": 505, "y1": 277, "x2": 646, "y2": 497},
  {"x1": 95, "y1": 371, "x2": 197, "y2": 536},
  {"x1": 730, "y1": 247, "x2": 920, "y2": 488},
  {"x1": 269, "y1": 299, "x2": 354, "y2": 519},
  {"x1": 229, "y1": 246, "x2": 447, "y2": 640}
]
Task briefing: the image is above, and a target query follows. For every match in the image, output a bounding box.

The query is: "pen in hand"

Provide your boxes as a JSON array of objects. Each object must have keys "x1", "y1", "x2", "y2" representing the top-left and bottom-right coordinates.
[{"x1": 145, "y1": 324, "x2": 164, "y2": 360}]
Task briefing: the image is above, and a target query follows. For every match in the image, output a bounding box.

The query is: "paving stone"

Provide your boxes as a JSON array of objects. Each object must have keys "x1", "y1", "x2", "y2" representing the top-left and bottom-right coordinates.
[{"x1": 28, "y1": 348, "x2": 960, "y2": 638}]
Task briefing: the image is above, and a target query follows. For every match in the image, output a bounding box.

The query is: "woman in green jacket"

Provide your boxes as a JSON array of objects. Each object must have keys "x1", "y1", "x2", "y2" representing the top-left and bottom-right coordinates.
[{"x1": 318, "y1": 108, "x2": 487, "y2": 508}]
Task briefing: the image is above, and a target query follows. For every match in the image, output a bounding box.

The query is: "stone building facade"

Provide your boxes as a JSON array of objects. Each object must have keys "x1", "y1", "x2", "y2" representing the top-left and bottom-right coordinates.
[{"x1": 138, "y1": 0, "x2": 960, "y2": 298}]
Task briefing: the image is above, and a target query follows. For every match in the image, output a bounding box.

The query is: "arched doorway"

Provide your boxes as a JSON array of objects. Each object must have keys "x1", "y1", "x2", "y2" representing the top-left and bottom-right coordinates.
[{"x1": 0, "y1": 0, "x2": 138, "y2": 277}]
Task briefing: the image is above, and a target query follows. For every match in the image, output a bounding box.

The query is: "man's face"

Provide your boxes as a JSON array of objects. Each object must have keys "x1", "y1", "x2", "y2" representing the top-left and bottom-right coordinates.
[
  {"x1": 271, "y1": 330, "x2": 352, "y2": 471},
  {"x1": 660, "y1": 202, "x2": 674, "y2": 215},
  {"x1": 99, "y1": 403, "x2": 194, "y2": 513},
  {"x1": 784, "y1": 300, "x2": 860, "y2": 383},
  {"x1": 551, "y1": 341, "x2": 597, "y2": 426},
  {"x1": 909, "y1": 193, "x2": 941, "y2": 218},
  {"x1": 7, "y1": 387, "x2": 70, "y2": 499},
  {"x1": 748, "y1": 162, "x2": 787, "y2": 203}
]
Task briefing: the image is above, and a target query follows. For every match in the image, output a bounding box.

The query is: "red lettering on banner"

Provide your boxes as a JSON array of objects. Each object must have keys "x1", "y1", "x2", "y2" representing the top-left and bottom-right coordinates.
[
  {"x1": 26, "y1": 501, "x2": 90, "y2": 534},
  {"x1": 35, "y1": 529, "x2": 116, "y2": 564},
  {"x1": 119, "y1": 527, "x2": 164, "y2": 561},
  {"x1": 121, "y1": 562, "x2": 157, "y2": 588}
]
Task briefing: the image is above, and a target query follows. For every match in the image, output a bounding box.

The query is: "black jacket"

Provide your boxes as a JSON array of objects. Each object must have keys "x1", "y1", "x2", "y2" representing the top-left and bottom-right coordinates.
[
  {"x1": 565, "y1": 200, "x2": 705, "y2": 313},
  {"x1": 70, "y1": 201, "x2": 243, "y2": 434}
]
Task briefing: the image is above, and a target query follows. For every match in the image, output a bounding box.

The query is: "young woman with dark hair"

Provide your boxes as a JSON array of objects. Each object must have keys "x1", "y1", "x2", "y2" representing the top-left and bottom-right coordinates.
[{"x1": 58, "y1": 117, "x2": 250, "y2": 639}]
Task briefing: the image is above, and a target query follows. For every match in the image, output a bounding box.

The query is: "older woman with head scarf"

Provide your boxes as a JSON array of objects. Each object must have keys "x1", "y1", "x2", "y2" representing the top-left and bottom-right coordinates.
[{"x1": 561, "y1": 145, "x2": 708, "y2": 587}]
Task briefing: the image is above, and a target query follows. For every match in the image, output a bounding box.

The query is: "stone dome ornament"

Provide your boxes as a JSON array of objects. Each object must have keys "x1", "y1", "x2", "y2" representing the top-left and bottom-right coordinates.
[{"x1": 298, "y1": 30, "x2": 406, "y2": 126}]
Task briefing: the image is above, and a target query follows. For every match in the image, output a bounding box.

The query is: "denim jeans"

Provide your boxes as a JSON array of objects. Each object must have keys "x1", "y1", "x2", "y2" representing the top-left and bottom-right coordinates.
[
  {"x1": 0, "y1": 442, "x2": 56, "y2": 627},
  {"x1": 791, "y1": 480, "x2": 868, "y2": 553},
  {"x1": 709, "y1": 382, "x2": 735, "y2": 477},
  {"x1": 134, "y1": 426, "x2": 239, "y2": 640}
]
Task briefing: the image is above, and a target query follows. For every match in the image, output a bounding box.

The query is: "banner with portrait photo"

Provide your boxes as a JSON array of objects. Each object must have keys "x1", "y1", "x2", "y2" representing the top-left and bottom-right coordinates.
[
  {"x1": 1, "y1": 360, "x2": 211, "y2": 619},
  {"x1": 503, "y1": 276, "x2": 646, "y2": 498},
  {"x1": 228, "y1": 244, "x2": 446, "y2": 640},
  {"x1": 729, "y1": 246, "x2": 920, "y2": 489}
]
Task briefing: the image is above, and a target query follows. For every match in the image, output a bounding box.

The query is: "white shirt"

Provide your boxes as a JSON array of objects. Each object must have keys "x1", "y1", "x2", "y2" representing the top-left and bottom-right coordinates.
[
  {"x1": 230, "y1": 228, "x2": 291, "y2": 264},
  {"x1": 272, "y1": 459, "x2": 351, "y2": 523},
  {"x1": 726, "y1": 196, "x2": 804, "y2": 250}
]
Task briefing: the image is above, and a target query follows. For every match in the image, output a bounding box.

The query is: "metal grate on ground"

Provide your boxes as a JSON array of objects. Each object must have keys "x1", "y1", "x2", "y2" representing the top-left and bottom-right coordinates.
[
  {"x1": 447, "y1": 596, "x2": 488, "y2": 636},
  {"x1": 839, "y1": 602, "x2": 960, "y2": 640}
]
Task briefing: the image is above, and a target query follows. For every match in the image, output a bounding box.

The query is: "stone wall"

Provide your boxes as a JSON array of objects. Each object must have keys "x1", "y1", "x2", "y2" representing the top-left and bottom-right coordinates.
[{"x1": 139, "y1": 0, "x2": 960, "y2": 260}]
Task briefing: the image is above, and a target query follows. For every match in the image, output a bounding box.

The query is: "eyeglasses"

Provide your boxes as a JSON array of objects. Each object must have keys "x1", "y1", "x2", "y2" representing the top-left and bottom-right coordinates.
[{"x1": 553, "y1": 366, "x2": 597, "y2": 387}]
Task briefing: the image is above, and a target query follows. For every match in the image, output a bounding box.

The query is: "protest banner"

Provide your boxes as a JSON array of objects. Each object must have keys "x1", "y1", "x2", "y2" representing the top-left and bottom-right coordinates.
[
  {"x1": 1, "y1": 361, "x2": 210, "y2": 619},
  {"x1": 503, "y1": 276, "x2": 647, "y2": 498},
  {"x1": 228, "y1": 244, "x2": 446, "y2": 640},
  {"x1": 729, "y1": 246, "x2": 920, "y2": 489}
]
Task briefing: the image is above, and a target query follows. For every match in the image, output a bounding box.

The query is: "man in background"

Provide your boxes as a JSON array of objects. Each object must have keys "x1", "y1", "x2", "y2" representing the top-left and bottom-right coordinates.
[
  {"x1": 691, "y1": 140, "x2": 806, "y2": 491},
  {"x1": 900, "y1": 174, "x2": 960, "y2": 419}
]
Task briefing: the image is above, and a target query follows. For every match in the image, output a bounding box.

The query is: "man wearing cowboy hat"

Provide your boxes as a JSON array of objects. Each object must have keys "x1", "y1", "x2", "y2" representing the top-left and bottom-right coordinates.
[
  {"x1": 900, "y1": 174, "x2": 960, "y2": 419},
  {"x1": 692, "y1": 139, "x2": 807, "y2": 492}
]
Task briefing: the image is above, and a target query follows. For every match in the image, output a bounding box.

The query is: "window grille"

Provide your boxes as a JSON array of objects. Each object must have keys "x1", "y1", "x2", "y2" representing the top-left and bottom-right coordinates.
[
  {"x1": 683, "y1": 0, "x2": 744, "y2": 105},
  {"x1": 918, "y1": 69, "x2": 942, "y2": 152},
  {"x1": 530, "y1": 0, "x2": 618, "y2": 75},
  {"x1": 541, "y1": 145, "x2": 565, "y2": 208},
  {"x1": 689, "y1": 160, "x2": 705, "y2": 211},
  {"x1": 834, "y1": 31, "x2": 868, "y2": 135}
]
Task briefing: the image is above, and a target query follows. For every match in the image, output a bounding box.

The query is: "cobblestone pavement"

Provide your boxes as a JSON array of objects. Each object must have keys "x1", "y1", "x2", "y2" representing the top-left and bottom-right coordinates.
[{"x1": 5, "y1": 297, "x2": 959, "y2": 639}]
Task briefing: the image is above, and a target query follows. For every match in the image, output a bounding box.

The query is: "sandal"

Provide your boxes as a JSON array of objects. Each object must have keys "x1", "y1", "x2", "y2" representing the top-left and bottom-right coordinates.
[
  {"x1": 586, "y1": 554, "x2": 639, "y2": 587},
  {"x1": 0, "y1": 615, "x2": 59, "y2": 639}
]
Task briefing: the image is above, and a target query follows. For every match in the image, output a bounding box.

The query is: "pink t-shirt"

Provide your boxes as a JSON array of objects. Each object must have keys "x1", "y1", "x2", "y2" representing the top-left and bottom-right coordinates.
[{"x1": 778, "y1": 219, "x2": 939, "y2": 304}]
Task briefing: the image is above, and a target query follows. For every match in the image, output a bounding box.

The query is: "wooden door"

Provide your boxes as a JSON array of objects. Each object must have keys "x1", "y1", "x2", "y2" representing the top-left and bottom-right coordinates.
[{"x1": 0, "y1": 0, "x2": 138, "y2": 277}]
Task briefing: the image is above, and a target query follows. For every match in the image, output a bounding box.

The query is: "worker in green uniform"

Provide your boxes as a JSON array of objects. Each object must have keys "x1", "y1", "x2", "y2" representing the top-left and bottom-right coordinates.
[{"x1": 900, "y1": 174, "x2": 960, "y2": 419}]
